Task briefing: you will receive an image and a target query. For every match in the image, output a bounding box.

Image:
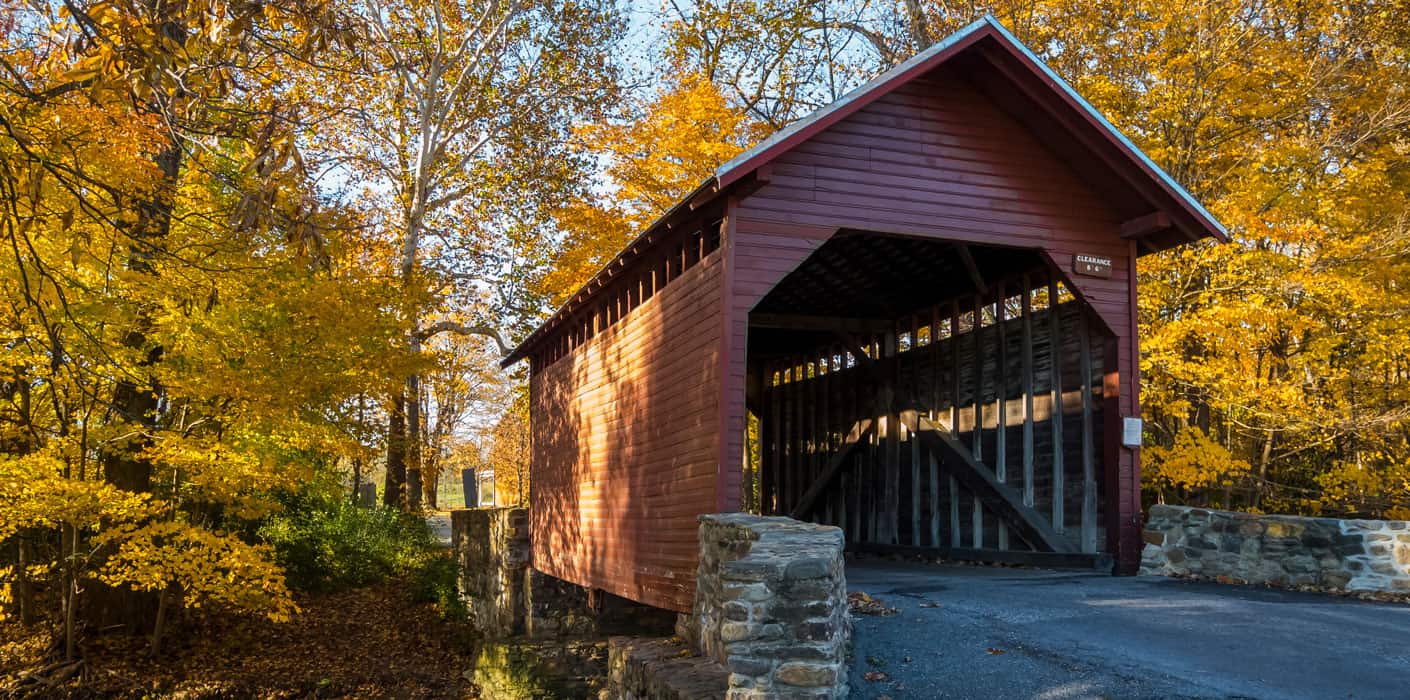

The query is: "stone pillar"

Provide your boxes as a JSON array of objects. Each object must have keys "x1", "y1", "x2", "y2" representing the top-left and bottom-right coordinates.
[
  {"x1": 689, "y1": 513, "x2": 849, "y2": 700},
  {"x1": 451, "y1": 507, "x2": 531, "y2": 637}
]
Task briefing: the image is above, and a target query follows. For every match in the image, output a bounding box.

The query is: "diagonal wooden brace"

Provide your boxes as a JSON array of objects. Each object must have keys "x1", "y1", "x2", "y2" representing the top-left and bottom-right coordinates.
[
  {"x1": 898, "y1": 409, "x2": 1072, "y2": 553},
  {"x1": 788, "y1": 418, "x2": 876, "y2": 520}
]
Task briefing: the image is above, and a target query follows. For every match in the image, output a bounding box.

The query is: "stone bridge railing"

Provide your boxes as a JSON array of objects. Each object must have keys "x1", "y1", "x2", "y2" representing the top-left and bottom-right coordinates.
[
  {"x1": 1141, "y1": 504, "x2": 1410, "y2": 593},
  {"x1": 683, "y1": 513, "x2": 850, "y2": 700}
]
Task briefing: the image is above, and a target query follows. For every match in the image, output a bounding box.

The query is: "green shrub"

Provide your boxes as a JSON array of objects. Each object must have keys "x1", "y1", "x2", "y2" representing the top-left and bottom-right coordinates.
[
  {"x1": 409, "y1": 552, "x2": 468, "y2": 620},
  {"x1": 256, "y1": 476, "x2": 467, "y2": 620},
  {"x1": 258, "y1": 495, "x2": 436, "y2": 592}
]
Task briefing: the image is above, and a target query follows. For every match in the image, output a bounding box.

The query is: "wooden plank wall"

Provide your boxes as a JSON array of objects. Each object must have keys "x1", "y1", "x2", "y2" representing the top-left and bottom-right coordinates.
[
  {"x1": 529, "y1": 248, "x2": 725, "y2": 614},
  {"x1": 723, "y1": 63, "x2": 1143, "y2": 567},
  {"x1": 756, "y1": 280, "x2": 1106, "y2": 554}
]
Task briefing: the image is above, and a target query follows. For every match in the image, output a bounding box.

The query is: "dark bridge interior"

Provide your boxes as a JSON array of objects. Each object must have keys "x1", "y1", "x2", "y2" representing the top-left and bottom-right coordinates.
[{"x1": 744, "y1": 232, "x2": 1110, "y2": 564}]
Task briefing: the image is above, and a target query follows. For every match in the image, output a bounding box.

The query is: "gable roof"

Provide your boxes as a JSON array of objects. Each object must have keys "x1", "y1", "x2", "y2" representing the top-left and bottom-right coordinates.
[
  {"x1": 712, "y1": 16, "x2": 1227, "y2": 243},
  {"x1": 502, "y1": 16, "x2": 1225, "y2": 367}
]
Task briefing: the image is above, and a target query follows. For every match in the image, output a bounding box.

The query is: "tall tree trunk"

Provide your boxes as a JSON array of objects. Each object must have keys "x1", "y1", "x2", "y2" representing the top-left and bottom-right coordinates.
[
  {"x1": 405, "y1": 370, "x2": 422, "y2": 509},
  {"x1": 421, "y1": 393, "x2": 437, "y2": 509},
  {"x1": 88, "y1": 24, "x2": 185, "y2": 629},
  {"x1": 1253, "y1": 428, "x2": 1275, "y2": 509},
  {"x1": 14, "y1": 534, "x2": 36, "y2": 625},
  {"x1": 350, "y1": 455, "x2": 362, "y2": 505},
  {"x1": 383, "y1": 393, "x2": 407, "y2": 507}
]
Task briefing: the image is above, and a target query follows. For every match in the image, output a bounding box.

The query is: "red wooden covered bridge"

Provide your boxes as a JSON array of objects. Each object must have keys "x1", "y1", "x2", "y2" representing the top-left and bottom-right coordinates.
[{"x1": 500, "y1": 17, "x2": 1225, "y2": 613}]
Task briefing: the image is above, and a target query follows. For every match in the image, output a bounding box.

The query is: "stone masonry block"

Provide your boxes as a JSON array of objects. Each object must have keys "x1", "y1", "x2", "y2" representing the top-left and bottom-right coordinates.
[{"x1": 1141, "y1": 505, "x2": 1410, "y2": 596}]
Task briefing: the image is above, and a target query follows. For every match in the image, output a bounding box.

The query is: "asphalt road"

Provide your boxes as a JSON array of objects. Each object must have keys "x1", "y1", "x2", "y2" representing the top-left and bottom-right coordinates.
[
  {"x1": 426, "y1": 511, "x2": 453, "y2": 547},
  {"x1": 846, "y1": 559, "x2": 1410, "y2": 699}
]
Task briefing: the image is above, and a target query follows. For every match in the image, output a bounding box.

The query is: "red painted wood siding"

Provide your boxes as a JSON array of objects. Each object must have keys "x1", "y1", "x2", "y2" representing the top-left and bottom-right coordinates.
[
  {"x1": 723, "y1": 67, "x2": 1144, "y2": 568},
  {"x1": 530, "y1": 250, "x2": 725, "y2": 613}
]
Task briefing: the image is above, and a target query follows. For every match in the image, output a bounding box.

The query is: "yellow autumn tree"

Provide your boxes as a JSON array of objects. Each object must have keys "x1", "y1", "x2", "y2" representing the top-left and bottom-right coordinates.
[
  {"x1": 0, "y1": 0, "x2": 410, "y2": 657},
  {"x1": 534, "y1": 74, "x2": 760, "y2": 305},
  {"x1": 485, "y1": 392, "x2": 532, "y2": 507}
]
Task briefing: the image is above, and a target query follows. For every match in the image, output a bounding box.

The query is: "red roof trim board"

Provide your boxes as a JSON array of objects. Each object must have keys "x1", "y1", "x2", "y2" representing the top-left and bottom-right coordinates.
[{"x1": 502, "y1": 16, "x2": 1226, "y2": 367}]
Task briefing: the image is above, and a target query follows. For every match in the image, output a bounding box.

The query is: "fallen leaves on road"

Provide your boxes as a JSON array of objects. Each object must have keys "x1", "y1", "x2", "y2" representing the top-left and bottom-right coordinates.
[{"x1": 848, "y1": 591, "x2": 898, "y2": 616}]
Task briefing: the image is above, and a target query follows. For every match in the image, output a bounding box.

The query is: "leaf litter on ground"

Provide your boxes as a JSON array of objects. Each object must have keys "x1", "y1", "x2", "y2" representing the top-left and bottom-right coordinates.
[
  {"x1": 848, "y1": 591, "x2": 898, "y2": 616},
  {"x1": 1, "y1": 575, "x2": 478, "y2": 699}
]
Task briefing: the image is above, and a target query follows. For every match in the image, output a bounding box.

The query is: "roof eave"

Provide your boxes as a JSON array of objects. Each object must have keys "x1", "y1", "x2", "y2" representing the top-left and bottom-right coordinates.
[{"x1": 500, "y1": 176, "x2": 723, "y2": 368}]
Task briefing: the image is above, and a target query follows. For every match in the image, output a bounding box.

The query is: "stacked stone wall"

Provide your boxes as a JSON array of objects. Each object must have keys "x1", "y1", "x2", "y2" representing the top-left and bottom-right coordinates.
[
  {"x1": 606, "y1": 637, "x2": 729, "y2": 699},
  {"x1": 452, "y1": 508, "x2": 531, "y2": 637},
  {"x1": 1141, "y1": 504, "x2": 1410, "y2": 592},
  {"x1": 450, "y1": 507, "x2": 598, "y2": 638},
  {"x1": 689, "y1": 513, "x2": 850, "y2": 700}
]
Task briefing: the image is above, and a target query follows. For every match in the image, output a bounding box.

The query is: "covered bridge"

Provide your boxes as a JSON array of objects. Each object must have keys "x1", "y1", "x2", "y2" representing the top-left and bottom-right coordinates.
[{"x1": 501, "y1": 17, "x2": 1226, "y2": 613}]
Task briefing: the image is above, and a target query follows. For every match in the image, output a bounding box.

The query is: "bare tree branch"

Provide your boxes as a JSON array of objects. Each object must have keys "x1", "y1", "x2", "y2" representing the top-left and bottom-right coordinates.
[{"x1": 417, "y1": 321, "x2": 511, "y2": 357}]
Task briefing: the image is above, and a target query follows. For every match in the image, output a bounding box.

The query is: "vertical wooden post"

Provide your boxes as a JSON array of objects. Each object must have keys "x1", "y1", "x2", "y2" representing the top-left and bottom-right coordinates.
[
  {"x1": 808, "y1": 359, "x2": 820, "y2": 520},
  {"x1": 949, "y1": 474, "x2": 961, "y2": 548},
  {"x1": 949, "y1": 302, "x2": 961, "y2": 548},
  {"x1": 931, "y1": 306, "x2": 942, "y2": 423},
  {"x1": 972, "y1": 294, "x2": 985, "y2": 547},
  {"x1": 840, "y1": 466, "x2": 850, "y2": 544},
  {"x1": 910, "y1": 316, "x2": 922, "y2": 545},
  {"x1": 851, "y1": 345, "x2": 863, "y2": 543},
  {"x1": 1103, "y1": 336, "x2": 1125, "y2": 568},
  {"x1": 794, "y1": 357, "x2": 807, "y2": 515},
  {"x1": 883, "y1": 328, "x2": 899, "y2": 545},
  {"x1": 996, "y1": 281, "x2": 1009, "y2": 550},
  {"x1": 767, "y1": 364, "x2": 778, "y2": 516},
  {"x1": 1079, "y1": 310, "x2": 1098, "y2": 553},
  {"x1": 972, "y1": 294, "x2": 985, "y2": 462},
  {"x1": 822, "y1": 357, "x2": 833, "y2": 525},
  {"x1": 833, "y1": 346, "x2": 846, "y2": 528},
  {"x1": 862, "y1": 335, "x2": 874, "y2": 544},
  {"x1": 1049, "y1": 278, "x2": 1066, "y2": 534},
  {"x1": 1021, "y1": 274, "x2": 1036, "y2": 507},
  {"x1": 780, "y1": 363, "x2": 793, "y2": 515},
  {"x1": 929, "y1": 306, "x2": 942, "y2": 547},
  {"x1": 972, "y1": 494, "x2": 984, "y2": 548}
]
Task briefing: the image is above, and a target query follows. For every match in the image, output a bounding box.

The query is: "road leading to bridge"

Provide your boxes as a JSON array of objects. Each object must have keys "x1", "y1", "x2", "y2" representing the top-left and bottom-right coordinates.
[{"x1": 847, "y1": 559, "x2": 1410, "y2": 699}]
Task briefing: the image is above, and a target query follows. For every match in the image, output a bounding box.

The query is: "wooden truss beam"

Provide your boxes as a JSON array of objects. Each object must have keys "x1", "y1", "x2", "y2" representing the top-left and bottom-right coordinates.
[
  {"x1": 954, "y1": 243, "x2": 989, "y2": 295},
  {"x1": 752, "y1": 314, "x2": 894, "y2": 335},
  {"x1": 1119, "y1": 211, "x2": 1172, "y2": 239},
  {"x1": 898, "y1": 409, "x2": 1073, "y2": 553},
  {"x1": 789, "y1": 418, "x2": 876, "y2": 520}
]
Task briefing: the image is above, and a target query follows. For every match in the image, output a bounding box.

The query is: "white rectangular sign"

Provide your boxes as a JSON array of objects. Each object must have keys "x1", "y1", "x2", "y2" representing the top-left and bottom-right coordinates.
[{"x1": 1122, "y1": 417, "x2": 1143, "y2": 448}]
